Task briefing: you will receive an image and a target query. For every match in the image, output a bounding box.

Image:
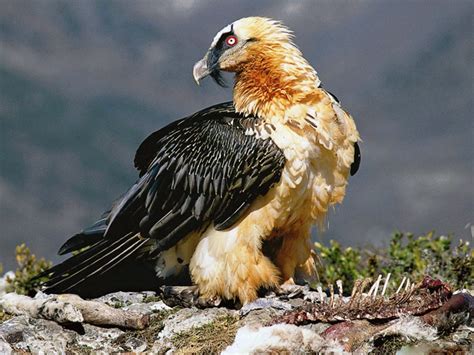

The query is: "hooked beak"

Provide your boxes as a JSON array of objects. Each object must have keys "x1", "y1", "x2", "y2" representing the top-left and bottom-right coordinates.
[{"x1": 193, "y1": 57, "x2": 210, "y2": 85}]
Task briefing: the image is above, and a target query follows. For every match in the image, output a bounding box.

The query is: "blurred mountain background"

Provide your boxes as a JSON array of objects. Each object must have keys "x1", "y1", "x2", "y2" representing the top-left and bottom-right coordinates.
[{"x1": 0, "y1": 0, "x2": 472, "y2": 270}]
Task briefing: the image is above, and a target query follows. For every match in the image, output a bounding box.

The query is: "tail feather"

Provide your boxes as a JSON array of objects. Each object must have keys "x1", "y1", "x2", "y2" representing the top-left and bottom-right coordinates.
[
  {"x1": 34, "y1": 238, "x2": 109, "y2": 280},
  {"x1": 58, "y1": 215, "x2": 109, "y2": 255},
  {"x1": 57, "y1": 237, "x2": 148, "y2": 293},
  {"x1": 39, "y1": 233, "x2": 152, "y2": 296},
  {"x1": 44, "y1": 235, "x2": 134, "y2": 291},
  {"x1": 58, "y1": 230, "x2": 105, "y2": 256}
]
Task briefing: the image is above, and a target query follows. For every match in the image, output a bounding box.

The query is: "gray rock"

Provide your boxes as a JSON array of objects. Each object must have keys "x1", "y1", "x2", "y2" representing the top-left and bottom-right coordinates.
[
  {"x1": 95, "y1": 290, "x2": 157, "y2": 308},
  {"x1": 151, "y1": 339, "x2": 175, "y2": 354},
  {"x1": 240, "y1": 298, "x2": 293, "y2": 316},
  {"x1": 73, "y1": 323, "x2": 124, "y2": 352},
  {"x1": 121, "y1": 336, "x2": 148, "y2": 353},
  {"x1": 14, "y1": 317, "x2": 76, "y2": 354},
  {"x1": 123, "y1": 300, "x2": 171, "y2": 314},
  {"x1": 239, "y1": 308, "x2": 286, "y2": 328},
  {"x1": 0, "y1": 315, "x2": 28, "y2": 344},
  {"x1": 1, "y1": 289, "x2": 472, "y2": 353},
  {"x1": 0, "y1": 338, "x2": 12, "y2": 355}
]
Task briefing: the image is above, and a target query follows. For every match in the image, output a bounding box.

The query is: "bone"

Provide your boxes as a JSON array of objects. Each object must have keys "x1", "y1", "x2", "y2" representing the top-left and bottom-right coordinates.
[
  {"x1": 0, "y1": 293, "x2": 149, "y2": 329},
  {"x1": 381, "y1": 273, "x2": 391, "y2": 297},
  {"x1": 329, "y1": 284, "x2": 334, "y2": 308},
  {"x1": 372, "y1": 275, "x2": 383, "y2": 299},
  {"x1": 317, "y1": 286, "x2": 325, "y2": 303},
  {"x1": 396, "y1": 277, "x2": 406, "y2": 294}
]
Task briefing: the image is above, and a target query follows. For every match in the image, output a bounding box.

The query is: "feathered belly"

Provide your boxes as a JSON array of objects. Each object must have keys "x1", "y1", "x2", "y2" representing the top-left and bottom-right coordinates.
[{"x1": 262, "y1": 124, "x2": 344, "y2": 231}]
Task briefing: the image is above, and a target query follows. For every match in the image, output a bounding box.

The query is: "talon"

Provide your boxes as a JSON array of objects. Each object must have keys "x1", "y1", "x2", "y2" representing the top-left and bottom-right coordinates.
[
  {"x1": 160, "y1": 285, "x2": 199, "y2": 307},
  {"x1": 276, "y1": 284, "x2": 305, "y2": 299},
  {"x1": 198, "y1": 295, "x2": 222, "y2": 308}
]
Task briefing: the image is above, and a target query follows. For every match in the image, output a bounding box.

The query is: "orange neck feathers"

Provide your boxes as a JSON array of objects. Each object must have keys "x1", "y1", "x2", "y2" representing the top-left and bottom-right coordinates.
[{"x1": 233, "y1": 39, "x2": 320, "y2": 118}]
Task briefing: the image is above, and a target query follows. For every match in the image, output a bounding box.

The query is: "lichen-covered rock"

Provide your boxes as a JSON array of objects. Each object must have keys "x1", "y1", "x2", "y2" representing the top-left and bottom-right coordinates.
[
  {"x1": 0, "y1": 315, "x2": 29, "y2": 344},
  {"x1": 2, "y1": 316, "x2": 76, "y2": 354},
  {"x1": 95, "y1": 291, "x2": 157, "y2": 308},
  {"x1": 72, "y1": 324, "x2": 124, "y2": 352}
]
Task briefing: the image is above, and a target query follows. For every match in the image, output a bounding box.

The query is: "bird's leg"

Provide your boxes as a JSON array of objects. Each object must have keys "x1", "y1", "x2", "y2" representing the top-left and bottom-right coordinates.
[
  {"x1": 274, "y1": 227, "x2": 315, "y2": 286},
  {"x1": 294, "y1": 249, "x2": 319, "y2": 285},
  {"x1": 190, "y1": 226, "x2": 281, "y2": 306},
  {"x1": 159, "y1": 285, "x2": 199, "y2": 307},
  {"x1": 159, "y1": 285, "x2": 222, "y2": 308},
  {"x1": 159, "y1": 285, "x2": 224, "y2": 308}
]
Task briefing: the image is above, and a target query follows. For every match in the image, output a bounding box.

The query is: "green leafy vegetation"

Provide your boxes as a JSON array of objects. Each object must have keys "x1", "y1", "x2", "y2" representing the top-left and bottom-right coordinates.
[
  {"x1": 0, "y1": 309, "x2": 12, "y2": 323},
  {"x1": 5, "y1": 244, "x2": 52, "y2": 295},
  {"x1": 315, "y1": 231, "x2": 473, "y2": 292},
  {"x1": 143, "y1": 295, "x2": 162, "y2": 303}
]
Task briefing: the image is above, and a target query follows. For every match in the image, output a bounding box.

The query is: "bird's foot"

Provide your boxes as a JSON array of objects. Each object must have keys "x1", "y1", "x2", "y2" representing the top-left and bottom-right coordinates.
[
  {"x1": 275, "y1": 284, "x2": 308, "y2": 298},
  {"x1": 159, "y1": 285, "x2": 222, "y2": 308}
]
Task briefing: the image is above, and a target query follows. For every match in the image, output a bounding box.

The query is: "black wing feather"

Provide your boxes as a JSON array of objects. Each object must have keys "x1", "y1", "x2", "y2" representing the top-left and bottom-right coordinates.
[{"x1": 350, "y1": 142, "x2": 361, "y2": 176}]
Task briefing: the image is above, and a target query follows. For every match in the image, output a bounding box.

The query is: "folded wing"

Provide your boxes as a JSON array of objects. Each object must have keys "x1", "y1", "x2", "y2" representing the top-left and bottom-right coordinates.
[{"x1": 37, "y1": 102, "x2": 286, "y2": 295}]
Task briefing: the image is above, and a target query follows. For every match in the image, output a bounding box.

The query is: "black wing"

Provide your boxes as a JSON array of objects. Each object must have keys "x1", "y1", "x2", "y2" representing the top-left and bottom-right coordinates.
[
  {"x1": 38, "y1": 102, "x2": 286, "y2": 295},
  {"x1": 350, "y1": 142, "x2": 361, "y2": 176},
  {"x1": 110, "y1": 101, "x2": 286, "y2": 251}
]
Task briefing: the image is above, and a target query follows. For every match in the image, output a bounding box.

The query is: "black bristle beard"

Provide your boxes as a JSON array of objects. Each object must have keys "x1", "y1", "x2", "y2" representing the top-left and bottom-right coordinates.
[{"x1": 210, "y1": 69, "x2": 227, "y2": 87}]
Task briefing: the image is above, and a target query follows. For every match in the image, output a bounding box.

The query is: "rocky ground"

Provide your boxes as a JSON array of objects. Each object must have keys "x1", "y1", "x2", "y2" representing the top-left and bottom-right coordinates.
[
  {"x1": 0, "y1": 287, "x2": 474, "y2": 354},
  {"x1": 0, "y1": 272, "x2": 473, "y2": 354}
]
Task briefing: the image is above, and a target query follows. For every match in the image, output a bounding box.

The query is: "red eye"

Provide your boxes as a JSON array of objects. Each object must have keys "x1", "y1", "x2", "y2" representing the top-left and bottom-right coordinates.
[{"x1": 225, "y1": 35, "x2": 238, "y2": 47}]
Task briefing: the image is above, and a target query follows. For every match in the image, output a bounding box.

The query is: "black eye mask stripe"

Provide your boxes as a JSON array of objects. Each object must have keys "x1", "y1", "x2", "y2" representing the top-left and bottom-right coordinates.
[{"x1": 208, "y1": 25, "x2": 235, "y2": 87}]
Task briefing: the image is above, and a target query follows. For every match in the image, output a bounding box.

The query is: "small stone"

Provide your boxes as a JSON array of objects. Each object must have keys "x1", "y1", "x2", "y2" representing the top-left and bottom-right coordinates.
[
  {"x1": 123, "y1": 337, "x2": 147, "y2": 352},
  {"x1": 74, "y1": 324, "x2": 124, "y2": 352},
  {"x1": 20, "y1": 317, "x2": 76, "y2": 354},
  {"x1": 151, "y1": 339, "x2": 174, "y2": 354}
]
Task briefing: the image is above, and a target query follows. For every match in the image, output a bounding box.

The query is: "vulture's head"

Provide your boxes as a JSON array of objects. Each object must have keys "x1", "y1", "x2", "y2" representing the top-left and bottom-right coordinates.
[{"x1": 193, "y1": 17, "x2": 294, "y2": 86}]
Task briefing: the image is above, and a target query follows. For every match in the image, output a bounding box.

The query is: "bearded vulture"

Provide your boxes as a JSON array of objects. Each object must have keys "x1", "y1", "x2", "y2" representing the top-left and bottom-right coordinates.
[{"x1": 38, "y1": 17, "x2": 361, "y2": 304}]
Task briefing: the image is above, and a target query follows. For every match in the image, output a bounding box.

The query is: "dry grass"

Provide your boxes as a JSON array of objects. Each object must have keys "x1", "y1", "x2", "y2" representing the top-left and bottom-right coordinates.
[
  {"x1": 171, "y1": 315, "x2": 240, "y2": 355},
  {"x1": 0, "y1": 309, "x2": 13, "y2": 323}
]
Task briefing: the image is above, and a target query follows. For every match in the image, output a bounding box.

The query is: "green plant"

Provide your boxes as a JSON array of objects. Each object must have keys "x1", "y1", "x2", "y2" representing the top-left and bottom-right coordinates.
[
  {"x1": 314, "y1": 240, "x2": 367, "y2": 287},
  {"x1": 5, "y1": 243, "x2": 52, "y2": 295},
  {"x1": 315, "y1": 232, "x2": 472, "y2": 292}
]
